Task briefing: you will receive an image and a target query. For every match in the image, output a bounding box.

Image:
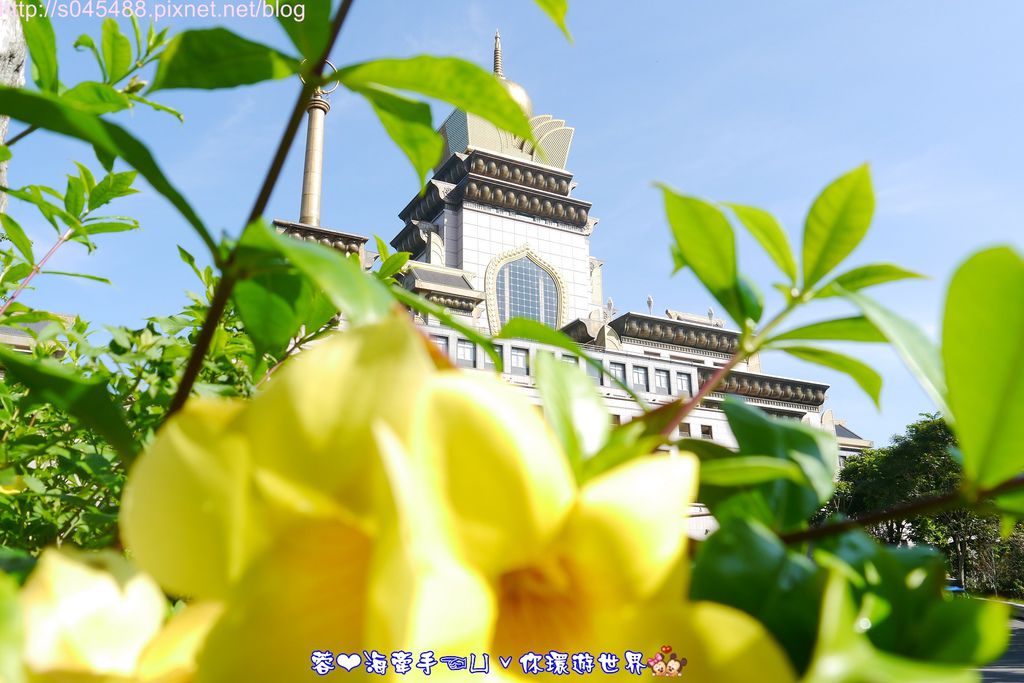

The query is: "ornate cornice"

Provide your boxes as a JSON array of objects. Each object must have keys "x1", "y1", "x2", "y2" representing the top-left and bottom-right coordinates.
[
  {"x1": 609, "y1": 312, "x2": 741, "y2": 354},
  {"x1": 272, "y1": 219, "x2": 367, "y2": 256},
  {"x1": 484, "y1": 244, "x2": 567, "y2": 335},
  {"x1": 389, "y1": 220, "x2": 437, "y2": 254},
  {"x1": 699, "y1": 367, "x2": 829, "y2": 407},
  {"x1": 397, "y1": 150, "x2": 593, "y2": 233},
  {"x1": 401, "y1": 264, "x2": 484, "y2": 314}
]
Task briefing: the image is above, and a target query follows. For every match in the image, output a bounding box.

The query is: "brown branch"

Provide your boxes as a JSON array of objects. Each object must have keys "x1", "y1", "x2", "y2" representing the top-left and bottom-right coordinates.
[
  {"x1": 5, "y1": 125, "x2": 38, "y2": 147},
  {"x1": 0, "y1": 227, "x2": 73, "y2": 317},
  {"x1": 657, "y1": 352, "x2": 743, "y2": 438},
  {"x1": 780, "y1": 474, "x2": 1024, "y2": 545},
  {"x1": 165, "y1": 0, "x2": 357, "y2": 418}
]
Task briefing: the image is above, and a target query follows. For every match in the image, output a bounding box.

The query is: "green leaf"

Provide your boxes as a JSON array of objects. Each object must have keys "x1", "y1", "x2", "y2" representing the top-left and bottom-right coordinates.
[
  {"x1": 768, "y1": 316, "x2": 885, "y2": 344},
  {"x1": 780, "y1": 346, "x2": 882, "y2": 409},
  {"x1": 61, "y1": 82, "x2": 131, "y2": 115},
  {"x1": 377, "y1": 250, "x2": 410, "y2": 280},
  {"x1": 333, "y1": 56, "x2": 534, "y2": 142},
  {"x1": 0, "y1": 144, "x2": 10, "y2": 162},
  {"x1": 266, "y1": 0, "x2": 331, "y2": 61},
  {"x1": 804, "y1": 572, "x2": 979, "y2": 683},
  {"x1": 659, "y1": 186, "x2": 746, "y2": 324},
  {"x1": 0, "y1": 215, "x2": 34, "y2": 263},
  {"x1": 691, "y1": 518, "x2": 824, "y2": 673},
  {"x1": 535, "y1": 352, "x2": 609, "y2": 481},
  {"x1": 19, "y1": 0, "x2": 58, "y2": 92},
  {"x1": 64, "y1": 175, "x2": 86, "y2": 217},
  {"x1": 840, "y1": 286, "x2": 949, "y2": 418},
  {"x1": 351, "y1": 86, "x2": 445, "y2": 187},
  {"x1": 88, "y1": 171, "x2": 138, "y2": 211},
  {"x1": 0, "y1": 347, "x2": 135, "y2": 464},
  {"x1": 233, "y1": 229, "x2": 336, "y2": 357},
  {"x1": 943, "y1": 247, "x2": 1024, "y2": 489},
  {"x1": 727, "y1": 203, "x2": 797, "y2": 284},
  {"x1": 580, "y1": 421, "x2": 666, "y2": 482},
  {"x1": 700, "y1": 456, "x2": 805, "y2": 487},
  {"x1": 0, "y1": 88, "x2": 211, "y2": 252},
  {"x1": 149, "y1": 29, "x2": 301, "y2": 92},
  {"x1": 73, "y1": 33, "x2": 107, "y2": 81},
  {"x1": 533, "y1": 0, "x2": 572, "y2": 40},
  {"x1": 127, "y1": 94, "x2": 184, "y2": 122},
  {"x1": 101, "y1": 19, "x2": 133, "y2": 83},
  {"x1": 239, "y1": 220, "x2": 391, "y2": 326},
  {"x1": 497, "y1": 317, "x2": 643, "y2": 403},
  {"x1": 802, "y1": 164, "x2": 875, "y2": 288},
  {"x1": 39, "y1": 271, "x2": 110, "y2": 284},
  {"x1": 74, "y1": 163, "x2": 96, "y2": 193},
  {"x1": 817, "y1": 263, "x2": 925, "y2": 298},
  {"x1": 78, "y1": 220, "x2": 138, "y2": 235},
  {"x1": 722, "y1": 397, "x2": 838, "y2": 531},
  {"x1": 94, "y1": 145, "x2": 115, "y2": 173}
]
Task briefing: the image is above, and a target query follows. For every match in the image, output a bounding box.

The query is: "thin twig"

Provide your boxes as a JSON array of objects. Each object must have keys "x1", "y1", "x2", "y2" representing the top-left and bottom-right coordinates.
[
  {"x1": 165, "y1": 0, "x2": 357, "y2": 418},
  {"x1": 0, "y1": 227, "x2": 73, "y2": 317},
  {"x1": 780, "y1": 474, "x2": 1024, "y2": 545},
  {"x1": 5, "y1": 125, "x2": 38, "y2": 147},
  {"x1": 656, "y1": 352, "x2": 743, "y2": 438}
]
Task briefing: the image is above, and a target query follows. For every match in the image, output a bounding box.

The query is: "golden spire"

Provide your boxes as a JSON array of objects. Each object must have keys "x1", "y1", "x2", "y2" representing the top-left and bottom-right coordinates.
[{"x1": 493, "y1": 29, "x2": 504, "y2": 78}]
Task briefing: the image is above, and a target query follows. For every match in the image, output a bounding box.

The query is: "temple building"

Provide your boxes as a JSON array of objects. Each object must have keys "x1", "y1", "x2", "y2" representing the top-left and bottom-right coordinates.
[{"x1": 273, "y1": 32, "x2": 871, "y2": 456}]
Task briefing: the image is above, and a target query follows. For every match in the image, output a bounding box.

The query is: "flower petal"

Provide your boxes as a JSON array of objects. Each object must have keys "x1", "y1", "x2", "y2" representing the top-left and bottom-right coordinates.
[
  {"x1": 560, "y1": 454, "x2": 698, "y2": 603},
  {"x1": 136, "y1": 602, "x2": 223, "y2": 682},
  {"x1": 242, "y1": 315, "x2": 436, "y2": 523},
  {"x1": 121, "y1": 399, "x2": 272, "y2": 599},
  {"x1": 20, "y1": 550, "x2": 165, "y2": 678},
  {"x1": 416, "y1": 373, "x2": 576, "y2": 575},
  {"x1": 364, "y1": 424, "x2": 496, "y2": 658},
  {"x1": 194, "y1": 520, "x2": 371, "y2": 683},
  {"x1": 591, "y1": 600, "x2": 796, "y2": 681}
]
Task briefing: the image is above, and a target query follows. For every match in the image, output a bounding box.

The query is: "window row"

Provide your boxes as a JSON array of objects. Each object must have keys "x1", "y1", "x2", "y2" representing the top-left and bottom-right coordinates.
[{"x1": 430, "y1": 335, "x2": 695, "y2": 396}]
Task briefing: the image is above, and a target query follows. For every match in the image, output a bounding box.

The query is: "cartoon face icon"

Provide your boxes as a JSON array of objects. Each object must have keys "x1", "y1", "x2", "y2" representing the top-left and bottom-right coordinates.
[
  {"x1": 652, "y1": 660, "x2": 667, "y2": 676},
  {"x1": 663, "y1": 655, "x2": 679, "y2": 679}
]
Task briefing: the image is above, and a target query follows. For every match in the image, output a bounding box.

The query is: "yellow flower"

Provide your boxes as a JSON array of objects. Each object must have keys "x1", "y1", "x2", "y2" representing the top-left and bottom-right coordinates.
[
  {"x1": 120, "y1": 314, "x2": 795, "y2": 682},
  {"x1": 9, "y1": 548, "x2": 219, "y2": 682}
]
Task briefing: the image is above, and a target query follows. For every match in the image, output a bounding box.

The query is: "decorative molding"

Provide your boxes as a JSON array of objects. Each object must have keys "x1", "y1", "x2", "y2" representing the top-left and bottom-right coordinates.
[
  {"x1": 484, "y1": 244, "x2": 568, "y2": 335},
  {"x1": 609, "y1": 312, "x2": 741, "y2": 354},
  {"x1": 699, "y1": 368, "x2": 828, "y2": 407},
  {"x1": 272, "y1": 219, "x2": 366, "y2": 256},
  {"x1": 397, "y1": 150, "x2": 594, "y2": 235}
]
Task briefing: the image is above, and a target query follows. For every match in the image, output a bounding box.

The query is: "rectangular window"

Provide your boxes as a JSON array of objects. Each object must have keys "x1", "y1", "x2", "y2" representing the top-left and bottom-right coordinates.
[
  {"x1": 483, "y1": 344, "x2": 503, "y2": 370},
  {"x1": 456, "y1": 339, "x2": 476, "y2": 368},
  {"x1": 632, "y1": 366, "x2": 649, "y2": 392},
  {"x1": 680, "y1": 423, "x2": 691, "y2": 438},
  {"x1": 654, "y1": 369, "x2": 670, "y2": 395},
  {"x1": 510, "y1": 347, "x2": 529, "y2": 376},
  {"x1": 561, "y1": 354, "x2": 578, "y2": 365},
  {"x1": 586, "y1": 362, "x2": 603, "y2": 385},
  {"x1": 611, "y1": 414, "x2": 622, "y2": 426},
  {"x1": 676, "y1": 372, "x2": 693, "y2": 397},
  {"x1": 701, "y1": 425, "x2": 714, "y2": 440},
  {"x1": 609, "y1": 362, "x2": 626, "y2": 385},
  {"x1": 431, "y1": 335, "x2": 449, "y2": 357}
]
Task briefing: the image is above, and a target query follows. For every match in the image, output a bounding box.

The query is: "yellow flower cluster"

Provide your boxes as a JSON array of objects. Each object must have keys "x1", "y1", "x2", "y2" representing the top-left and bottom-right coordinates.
[{"x1": 10, "y1": 315, "x2": 795, "y2": 682}]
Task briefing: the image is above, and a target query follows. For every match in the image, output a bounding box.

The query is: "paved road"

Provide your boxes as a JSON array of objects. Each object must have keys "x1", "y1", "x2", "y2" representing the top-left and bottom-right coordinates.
[{"x1": 982, "y1": 620, "x2": 1024, "y2": 682}]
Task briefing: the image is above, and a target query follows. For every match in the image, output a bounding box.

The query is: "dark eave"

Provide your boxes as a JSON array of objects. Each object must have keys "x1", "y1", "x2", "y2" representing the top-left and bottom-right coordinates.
[
  {"x1": 609, "y1": 312, "x2": 741, "y2": 354},
  {"x1": 272, "y1": 219, "x2": 368, "y2": 255},
  {"x1": 699, "y1": 366, "x2": 829, "y2": 407}
]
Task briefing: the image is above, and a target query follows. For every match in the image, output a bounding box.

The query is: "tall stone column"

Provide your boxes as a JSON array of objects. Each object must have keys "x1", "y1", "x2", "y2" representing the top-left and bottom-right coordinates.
[{"x1": 299, "y1": 91, "x2": 330, "y2": 227}]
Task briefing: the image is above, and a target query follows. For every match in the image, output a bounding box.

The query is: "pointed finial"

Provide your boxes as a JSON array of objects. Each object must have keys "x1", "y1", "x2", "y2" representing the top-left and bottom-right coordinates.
[{"x1": 493, "y1": 30, "x2": 504, "y2": 78}]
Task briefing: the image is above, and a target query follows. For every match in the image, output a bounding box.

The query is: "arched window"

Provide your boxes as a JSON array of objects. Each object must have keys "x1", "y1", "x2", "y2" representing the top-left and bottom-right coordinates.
[{"x1": 495, "y1": 256, "x2": 559, "y2": 327}]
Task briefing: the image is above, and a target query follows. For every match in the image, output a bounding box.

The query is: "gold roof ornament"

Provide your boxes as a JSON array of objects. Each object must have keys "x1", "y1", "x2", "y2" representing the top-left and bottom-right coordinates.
[{"x1": 493, "y1": 30, "x2": 533, "y2": 117}]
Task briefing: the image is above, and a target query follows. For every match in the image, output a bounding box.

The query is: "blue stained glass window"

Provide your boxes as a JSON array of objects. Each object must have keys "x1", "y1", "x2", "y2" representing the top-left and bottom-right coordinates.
[{"x1": 496, "y1": 257, "x2": 559, "y2": 327}]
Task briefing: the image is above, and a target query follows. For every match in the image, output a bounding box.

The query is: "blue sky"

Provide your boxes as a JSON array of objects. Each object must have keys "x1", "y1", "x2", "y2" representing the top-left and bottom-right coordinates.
[{"x1": 9, "y1": 1, "x2": 1024, "y2": 444}]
